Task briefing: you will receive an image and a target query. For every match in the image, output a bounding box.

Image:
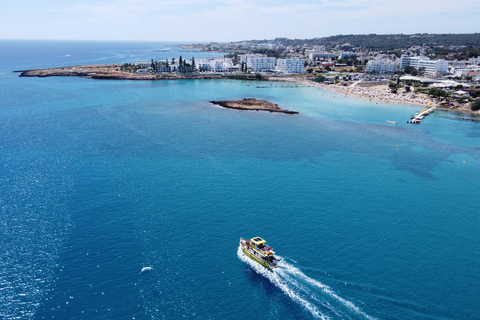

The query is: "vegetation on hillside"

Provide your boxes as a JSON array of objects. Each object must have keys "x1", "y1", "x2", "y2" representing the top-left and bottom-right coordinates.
[{"x1": 267, "y1": 34, "x2": 480, "y2": 51}]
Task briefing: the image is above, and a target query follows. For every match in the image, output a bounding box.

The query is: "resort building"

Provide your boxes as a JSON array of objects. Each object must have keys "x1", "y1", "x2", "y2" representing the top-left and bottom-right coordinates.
[
  {"x1": 255, "y1": 43, "x2": 281, "y2": 50},
  {"x1": 399, "y1": 55, "x2": 448, "y2": 74},
  {"x1": 155, "y1": 65, "x2": 173, "y2": 73},
  {"x1": 305, "y1": 50, "x2": 336, "y2": 60},
  {"x1": 453, "y1": 66, "x2": 480, "y2": 77},
  {"x1": 365, "y1": 59, "x2": 398, "y2": 74},
  {"x1": 468, "y1": 56, "x2": 480, "y2": 65},
  {"x1": 239, "y1": 54, "x2": 264, "y2": 63},
  {"x1": 195, "y1": 58, "x2": 239, "y2": 73},
  {"x1": 276, "y1": 59, "x2": 305, "y2": 74},
  {"x1": 246, "y1": 56, "x2": 276, "y2": 72},
  {"x1": 195, "y1": 59, "x2": 212, "y2": 72},
  {"x1": 338, "y1": 52, "x2": 356, "y2": 59}
]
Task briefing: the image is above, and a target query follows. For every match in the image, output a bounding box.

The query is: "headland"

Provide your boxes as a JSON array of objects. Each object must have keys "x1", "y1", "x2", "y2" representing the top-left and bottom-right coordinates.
[{"x1": 16, "y1": 65, "x2": 261, "y2": 81}]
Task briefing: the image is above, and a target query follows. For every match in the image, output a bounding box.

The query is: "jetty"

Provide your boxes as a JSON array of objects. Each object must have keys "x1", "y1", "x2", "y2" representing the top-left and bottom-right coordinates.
[{"x1": 406, "y1": 107, "x2": 436, "y2": 124}]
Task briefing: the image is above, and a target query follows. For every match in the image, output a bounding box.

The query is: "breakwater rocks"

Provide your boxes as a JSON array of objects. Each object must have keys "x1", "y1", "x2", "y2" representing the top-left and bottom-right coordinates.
[
  {"x1": 453, "y1": 117, "x2": 480, "y2": 122},
  {"x1": 210, "y1": 98, "x2": 298, "y2": 114}
]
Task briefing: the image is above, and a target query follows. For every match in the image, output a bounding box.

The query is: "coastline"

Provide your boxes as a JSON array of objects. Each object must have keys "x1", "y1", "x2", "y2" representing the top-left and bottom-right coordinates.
[
  {"x1": 268, "y1": 76, "x2": 433, "y2": 107},
  {"x1": 15, "y1": 65, "x2": 479, "y2": 115},
  {"x1": 267, "y1": 76, "x2": 479, "y2": 115}
]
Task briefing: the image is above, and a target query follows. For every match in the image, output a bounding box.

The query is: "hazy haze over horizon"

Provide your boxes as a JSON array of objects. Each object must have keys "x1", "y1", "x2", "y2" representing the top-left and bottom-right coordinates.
[{"x1": 1, "y1": 0, "x2": 479, "y2": 42}]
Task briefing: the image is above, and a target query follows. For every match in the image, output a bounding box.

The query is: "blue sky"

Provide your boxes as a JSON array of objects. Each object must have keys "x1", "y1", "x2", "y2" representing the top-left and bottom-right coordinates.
[{"x1": 1, "y1": 0, "x2": 479, "y2": 42}]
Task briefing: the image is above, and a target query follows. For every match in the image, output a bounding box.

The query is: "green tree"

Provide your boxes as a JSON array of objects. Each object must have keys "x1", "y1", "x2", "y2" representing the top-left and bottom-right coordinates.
[
  {"x1": 472, "y1": 99, "x2": 480, "y2": 111},
  {"x1": 428, "y1": 88, "x2": 449, "y2": 98},
  {"x1": 404, "y1": 66, "x2": 418, "y2": 75},
  {"x1": 313, "y1": 75, "x2": 326, "y2": 83}
]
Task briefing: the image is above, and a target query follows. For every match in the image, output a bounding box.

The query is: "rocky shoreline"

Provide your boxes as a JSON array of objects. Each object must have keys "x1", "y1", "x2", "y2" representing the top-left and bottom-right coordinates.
[
  {"x1": 210, "y1": 99, "x2": 298, "y2": 114},
  {"x1": 15, "y1": 65, "x2": 263, "y2": 81}
]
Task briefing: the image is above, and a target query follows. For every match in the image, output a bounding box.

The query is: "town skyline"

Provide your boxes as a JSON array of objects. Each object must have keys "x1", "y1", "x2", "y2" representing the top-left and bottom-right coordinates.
[{"x1": 1, "y1": 0, "x2": 479, "y2": 42}]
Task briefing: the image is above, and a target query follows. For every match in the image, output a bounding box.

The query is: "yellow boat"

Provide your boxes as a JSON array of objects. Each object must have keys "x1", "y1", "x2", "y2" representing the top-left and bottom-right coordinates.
[{"x1": 240, "y1": 237, "x2": 280, "y2": 269}]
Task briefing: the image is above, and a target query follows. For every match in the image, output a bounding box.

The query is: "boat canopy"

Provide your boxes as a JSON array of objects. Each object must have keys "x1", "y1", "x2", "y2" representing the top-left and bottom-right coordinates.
[{"x1": 250, "y1": 237, "x2": 267, "y2": 246}]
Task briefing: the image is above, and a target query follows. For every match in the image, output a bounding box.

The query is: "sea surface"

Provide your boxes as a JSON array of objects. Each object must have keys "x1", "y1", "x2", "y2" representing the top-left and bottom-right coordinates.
[{"x1": 1, "y1": 40, "x2": 479, "y2": 320}]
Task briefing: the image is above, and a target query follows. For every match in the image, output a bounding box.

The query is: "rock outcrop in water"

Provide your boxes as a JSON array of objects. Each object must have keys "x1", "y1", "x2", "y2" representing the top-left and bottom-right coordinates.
[{"x1": 210, "y1": 98, "x2": 298, "y2": 114}]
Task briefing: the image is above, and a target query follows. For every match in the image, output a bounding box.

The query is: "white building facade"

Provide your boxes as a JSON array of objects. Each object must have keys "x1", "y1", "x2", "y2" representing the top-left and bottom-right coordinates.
[
  {"x1": 194, "y1": 58, "x2": 240, "y2": 73},
  {"x1": 246, "y1": 57, "x2": 276, "y2": 72},
  {"x1": 399, "y1": 55, "x2": 448, "y2": 74},
  {"x1": 365, "y1": 60, "x2": 398, "y2": 74},
  {"x1": 305, "y1": 50, "x2": 336, "y2": 60},
  {"x1": 155, "y1": 65, "x2": 173, "y2": 73},
  {"x1": 276, "y1": 59, "x2": 305, "y2": 73},
  {"x1": 468, "y1": 56, "x2": 480, "y2": 65}
]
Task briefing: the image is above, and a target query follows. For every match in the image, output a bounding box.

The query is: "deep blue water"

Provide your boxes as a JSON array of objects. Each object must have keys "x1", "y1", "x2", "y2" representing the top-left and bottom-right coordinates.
[{"x1": 1, "y1": 40, "x2": 480, "y2": 320}]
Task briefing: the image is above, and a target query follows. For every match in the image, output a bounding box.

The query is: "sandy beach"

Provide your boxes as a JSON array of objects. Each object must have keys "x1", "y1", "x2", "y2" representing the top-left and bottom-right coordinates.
[{"x1": 270, "y1": 77, "x2": 435, "y2": 107}]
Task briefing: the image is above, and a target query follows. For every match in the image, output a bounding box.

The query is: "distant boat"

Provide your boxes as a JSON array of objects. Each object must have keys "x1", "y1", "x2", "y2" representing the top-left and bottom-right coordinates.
[
  {"x1": 140, "y1": 267, "x2": 153, "y2": 273},
  {"x1": 386, "y1": 120, "x2": 397, "y2": 124}
]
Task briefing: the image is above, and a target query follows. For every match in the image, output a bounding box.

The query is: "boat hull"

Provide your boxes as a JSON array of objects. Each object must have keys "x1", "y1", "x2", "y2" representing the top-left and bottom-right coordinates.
[{"x1": 242, "y1": 247, "x2": 277, "y2": 269}]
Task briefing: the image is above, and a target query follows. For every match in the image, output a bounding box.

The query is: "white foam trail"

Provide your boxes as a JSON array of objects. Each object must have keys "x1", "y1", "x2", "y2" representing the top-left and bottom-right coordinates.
[
  {"x1": 237, "y1": 246, "x2": 328, "y2": 320},
  {"x1": 279, "y1": 262, "x2": 376, "y2": 320}
]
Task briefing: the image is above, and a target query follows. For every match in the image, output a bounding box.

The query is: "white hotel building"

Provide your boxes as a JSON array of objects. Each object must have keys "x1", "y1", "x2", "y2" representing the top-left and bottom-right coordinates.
[
  {"x1": 305, "y1": 50, "x2": 336, "y2": 60},
  {"x1": 399, "y1": 55, "x2": 448, "y2": 74},
  {"x1": 365, "y1": 60, "x2": 398, "y2": 74},
  {"x1": 195, "y1": 58, "x2": 239, "y2": 73},
  {"x1": 468, "y1": 56, "x2": 480, "y2": 65},
  {"x1": 276, "y1": 59, "x2": 305, "y2": 74},
  {"x1": 245, "y1": 56, "x2": 276, "y2": 72}
]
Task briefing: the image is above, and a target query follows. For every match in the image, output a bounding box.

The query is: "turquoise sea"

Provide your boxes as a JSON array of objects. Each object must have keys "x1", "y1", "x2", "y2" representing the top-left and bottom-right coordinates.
[{"x1": 1, "y1": 40, "x2": 479, "y2": 319}]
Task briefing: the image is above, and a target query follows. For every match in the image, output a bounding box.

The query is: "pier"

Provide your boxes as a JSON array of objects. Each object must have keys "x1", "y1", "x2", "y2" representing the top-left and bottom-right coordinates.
[{"x1": 406, "y1": 106, "x2": 436, "y2": 124}]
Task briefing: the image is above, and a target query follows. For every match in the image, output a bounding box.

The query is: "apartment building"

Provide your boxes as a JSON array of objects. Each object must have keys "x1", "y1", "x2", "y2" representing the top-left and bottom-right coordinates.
[
  {"x1": 365, "y1": 60, "x2": 398, "y2": 74},
  {"x1": 276, "y1": 59, "x2": 305, "y2": 74},
  {"x1": 246, "y1": 56, "x2": 276, "y2": 72},
  {"x1": 399, "y1": 55, "x2": 448, "y2": 74}
]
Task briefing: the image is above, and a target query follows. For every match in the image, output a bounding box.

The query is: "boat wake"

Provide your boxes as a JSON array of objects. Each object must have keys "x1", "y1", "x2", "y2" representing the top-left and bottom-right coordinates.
[{"x1": 237, "y1": 246, "x2": 375, "y2": 320}]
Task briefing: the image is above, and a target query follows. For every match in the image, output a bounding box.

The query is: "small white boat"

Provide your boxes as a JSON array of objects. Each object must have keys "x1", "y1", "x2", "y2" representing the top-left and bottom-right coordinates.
[
  {"x1": 386, "y1": 120, "x2": 397, "y2": 124},
  {"x1": 140, "y1": 267, "x2": 153, "y2": 273}
]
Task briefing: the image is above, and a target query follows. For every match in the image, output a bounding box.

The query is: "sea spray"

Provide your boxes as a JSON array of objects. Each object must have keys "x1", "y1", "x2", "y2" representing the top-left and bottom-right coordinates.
[
  {"x1": 237, "y1": 246, "x2": 327, "y2": 320},
  {"x1": 278, "y1": 262, "x2": 376, "y2": 320},
  {"x1": 238, "y1": 246, "x2": 376, "y2": 320}
]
